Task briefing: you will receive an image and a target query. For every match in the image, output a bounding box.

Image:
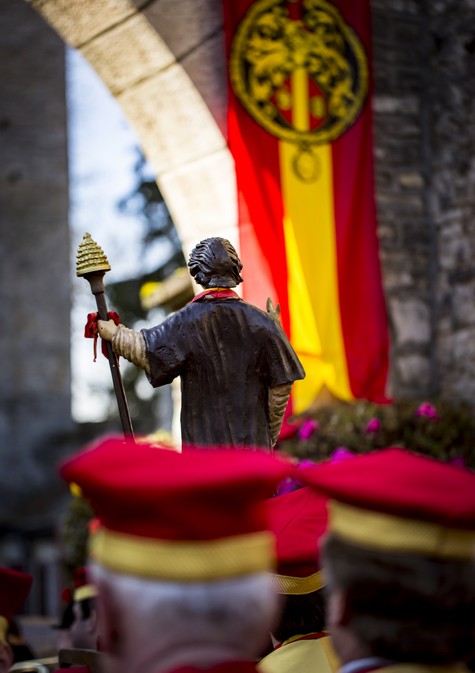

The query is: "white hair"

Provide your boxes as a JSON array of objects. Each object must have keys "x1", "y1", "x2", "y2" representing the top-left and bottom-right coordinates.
[{"x1": 90, "y1": 563, "x2": 281, "y2": 673}]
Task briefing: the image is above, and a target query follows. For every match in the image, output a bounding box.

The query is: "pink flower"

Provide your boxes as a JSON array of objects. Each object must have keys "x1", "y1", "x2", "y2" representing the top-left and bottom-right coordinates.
[
  {"x1": 298, "y1": 419, "x2": 319, "y2": 441},
  {"x1": 365, "y1": 418, "x2": 381, "y2": 434},
  {"x1": 416, "y1": 402, "x2": 439, "y2": 421}
]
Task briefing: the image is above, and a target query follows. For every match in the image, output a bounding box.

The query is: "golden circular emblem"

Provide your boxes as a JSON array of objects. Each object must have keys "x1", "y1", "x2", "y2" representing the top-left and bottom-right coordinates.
[{"x1": 229, "y1": 0, "x2": 368, "y2": 145}]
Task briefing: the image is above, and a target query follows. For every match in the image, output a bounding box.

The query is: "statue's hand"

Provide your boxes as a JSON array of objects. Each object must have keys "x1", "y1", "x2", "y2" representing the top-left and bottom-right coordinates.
[
  {"x1": 98, "y1": 319, "x2": 119, "y2": 341},
  {"x1": 266, "y1": 297, "x2": 281, "y2": 323}
]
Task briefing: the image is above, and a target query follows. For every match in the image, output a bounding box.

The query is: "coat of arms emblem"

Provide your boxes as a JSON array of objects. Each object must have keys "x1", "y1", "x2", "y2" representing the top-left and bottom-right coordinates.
[{"x1": 230, "y1": 0, "x2": 368, "y2": 179}]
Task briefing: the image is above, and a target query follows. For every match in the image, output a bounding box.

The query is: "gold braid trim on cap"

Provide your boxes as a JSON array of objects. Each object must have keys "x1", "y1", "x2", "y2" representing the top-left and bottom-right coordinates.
[
  {"x1": 90, "y1": 528, "x2": 275, "y2": 581},
  {"x1": 272, "y1": 568, "x2": 325, "y2": 595},
  {"x1": 329, "y1": 500, "x2": 475, "y2": 560},
  {"x1": 0, "y1": 616, "x2": 7, "y2": 643},
  {"x1": 74, "y1": 584, "x2": 98, "y2": 603}
]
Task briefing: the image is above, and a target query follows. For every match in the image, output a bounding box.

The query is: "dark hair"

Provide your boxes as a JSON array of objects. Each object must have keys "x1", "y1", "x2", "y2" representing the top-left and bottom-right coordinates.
[
  {"x1": 78, "y1": 597, "x2": 95, "y2": 621},
  {"x1": 55, "y1": 601, "x2": 75, "y2": 630},
  {"x1": 188, "y1": 238, "x2": 243, "y2": 288},
  {"x1": 274, "y1": 589, "x2": 326, "y2": 643},
  {"x1": 322, "y1": 534, "x2": 475, "y2": 664}
]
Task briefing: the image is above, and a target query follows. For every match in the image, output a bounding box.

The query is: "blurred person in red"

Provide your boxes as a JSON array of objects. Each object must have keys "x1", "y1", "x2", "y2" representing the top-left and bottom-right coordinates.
[
  {"x1": 59, "y1": 434, "x2": 294, "y2": 673},
  {"x1": 299, "y1": 448, "x2": 475, "y2": 673},
  {"x1": 259, "y1": 486, "x2": 339, "y2": 673},
  {"x1": 0, "y1": 567, "x2": 32, "y2": 672}
]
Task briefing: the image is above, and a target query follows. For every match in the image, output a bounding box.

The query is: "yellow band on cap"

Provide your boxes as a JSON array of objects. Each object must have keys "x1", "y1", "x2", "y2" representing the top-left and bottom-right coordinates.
[
  {"x1": 329, "y1": 500, "x2": 475, "y2": 560},
  {"x1": 74, "y1": 584, "x2": 98, "y2": 603},
  {"x1": 273, "y1": 568, "x2": 325, "y2": 595},
  {"x1": 90, "y1": 528, "x2": 275, "y2": 581},
  {"x1": 0, "y1": 617, "x2": 7, "y2": 643}
]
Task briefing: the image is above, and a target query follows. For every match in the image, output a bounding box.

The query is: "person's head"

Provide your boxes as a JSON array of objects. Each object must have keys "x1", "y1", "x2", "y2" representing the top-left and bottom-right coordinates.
[
  {"x1": 0, "y1": 568, "x2": 32, "y2": 673},
  {"x1": 55, "y1": 600, "x2": 74, "y2": 652},
  {"x1": 299, "y1": 447, "x2": 475, "y2": 666},
  {"x1": 59, "y1": 435, "x2": 294, "y2": 673},
  {"x1": 265, "y1": 486, "x2": 328, "y2": 643},
  {"x1": 70, "y1": 569, "x2": 99, "y2": 650},
  {"x1": 70, "y1": 597, "x2": 98, "y2": 650},
  {"x1": 322, "y1": 533, "x2": 475, "y2": 664},
  {"x1": 91, "y1": 565, "x2": 277, "y2": 672},
  {"x1": 188, "y1": 237, "x2": 243, "y2": 288}
]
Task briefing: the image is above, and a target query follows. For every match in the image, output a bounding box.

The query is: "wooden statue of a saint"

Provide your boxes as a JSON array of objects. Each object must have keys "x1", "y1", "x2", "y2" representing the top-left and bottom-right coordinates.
[{"x1": 98, "y1": 237, "x2": 305, "y2": 450}]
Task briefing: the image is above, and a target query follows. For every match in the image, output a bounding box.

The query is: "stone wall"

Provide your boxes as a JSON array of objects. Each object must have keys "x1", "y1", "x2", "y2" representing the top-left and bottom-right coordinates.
[
  {"x1": 427, "y1": 1, "x2": 475, "y2": 402},
  {"x1": 371, "y1": 0, "x2": 435, "y2": 399},
  {"x1": 371, "y1": 0, "x2": 475, "y2": 404},
  {"x1": 0, "y1": 0, "x2": 74, "y2": 530}
]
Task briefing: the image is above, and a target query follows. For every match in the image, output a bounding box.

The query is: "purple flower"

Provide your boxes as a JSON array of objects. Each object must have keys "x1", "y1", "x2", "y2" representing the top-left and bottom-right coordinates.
[
  {"x1": 275, "y1": 476, "x2": 301, "y2": 496},
  {"x1": 296, "y1": 459, "x2": 316, "y2": 470},
  {"x1": 331, "y1": 447, "x2": 354, "y2": 463},
  {"x1": 416, "y1": 402, "x2": 439, "y2": 421},
  {"x1": 365, "y1": 418, "x2": 381, "y2": 434},
  {"x1": 298, "y1": 419, "x2": 319, "y2": 441},
  {"x1": 448, "y1": 456, "x2": 465, "y2": 468},
  {"x1": 277, "y1": 459, "x2": 317, "y2": 494}
]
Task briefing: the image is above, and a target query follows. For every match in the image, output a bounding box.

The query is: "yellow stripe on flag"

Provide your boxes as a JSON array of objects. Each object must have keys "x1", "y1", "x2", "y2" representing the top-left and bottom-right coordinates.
[
  {"x1": 279, "y1": 70, "x2": 352, "y2": 410},
  {"x1": 280, "y1": 140, "x2": 353, "y2": 410}
]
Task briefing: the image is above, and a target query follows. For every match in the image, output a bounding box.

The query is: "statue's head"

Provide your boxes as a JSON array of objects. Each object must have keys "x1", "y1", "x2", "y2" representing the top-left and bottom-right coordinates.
[{"x1": 188, "y1": 237, "x2": 244, "y2": 289}]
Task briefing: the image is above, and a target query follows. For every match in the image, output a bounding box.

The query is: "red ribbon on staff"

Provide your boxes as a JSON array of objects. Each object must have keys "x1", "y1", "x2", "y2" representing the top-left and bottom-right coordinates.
[{"x1": 84, "y1": 311, "x2": 120, "y2": 361}]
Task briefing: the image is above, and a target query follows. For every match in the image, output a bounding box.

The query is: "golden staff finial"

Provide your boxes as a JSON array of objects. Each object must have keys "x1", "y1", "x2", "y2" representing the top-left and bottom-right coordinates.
[
  {"x1": 76, "y1": 232, "x2": 111, "y2": 276},
  {"x1": 76, "y1": 233, "x2": 134, "y2": 437}
]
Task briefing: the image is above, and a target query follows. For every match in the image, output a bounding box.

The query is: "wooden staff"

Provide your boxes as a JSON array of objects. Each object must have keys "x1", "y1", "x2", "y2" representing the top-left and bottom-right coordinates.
[{"x1": 76, "y1": 233, "x2": 134, "y2": 437}]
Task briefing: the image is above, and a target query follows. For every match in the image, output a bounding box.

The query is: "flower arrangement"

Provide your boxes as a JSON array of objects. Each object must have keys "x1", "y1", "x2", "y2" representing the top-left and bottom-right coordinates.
[{"x1": 277, "y1": 398, "x2": 475, "y2": 469}]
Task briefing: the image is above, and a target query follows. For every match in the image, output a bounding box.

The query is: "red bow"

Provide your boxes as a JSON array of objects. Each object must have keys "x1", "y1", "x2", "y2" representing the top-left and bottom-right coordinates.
[{"x1": 84, "y1": 311, "x2": 120, "y2": 361}]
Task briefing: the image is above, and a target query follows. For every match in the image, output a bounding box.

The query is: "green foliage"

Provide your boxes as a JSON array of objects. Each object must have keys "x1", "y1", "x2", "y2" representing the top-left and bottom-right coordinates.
[
  {"x1": 60, "y1": 494, "x2": 94, "y2": 577},
  {"x1": 277, "y1": 398, "x2": 475, "y2": 468}
]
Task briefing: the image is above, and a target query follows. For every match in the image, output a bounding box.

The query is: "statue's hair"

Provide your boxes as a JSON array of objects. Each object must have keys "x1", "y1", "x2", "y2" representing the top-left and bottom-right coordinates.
[{"x1": 188, "y1": 237, "x2": 243, "y2": 288}]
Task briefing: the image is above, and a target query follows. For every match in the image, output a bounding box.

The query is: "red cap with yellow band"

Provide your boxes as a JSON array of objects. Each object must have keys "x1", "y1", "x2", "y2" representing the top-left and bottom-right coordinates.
[
  {"x1": 72, "y1": 566, "x2": 98, "y2": 603},
  {"x1": 0, "y1": 568, "x2": 32, "y2": 643},
  {"x1": 59, "y1": 435, "x2": 294, "y2": 582},
  {"x1": 265, "y1": 486, "x2": 327, "y2": 595},
  {"x1": 298, "y1": 447, "x2": 475, "y2": 560}
]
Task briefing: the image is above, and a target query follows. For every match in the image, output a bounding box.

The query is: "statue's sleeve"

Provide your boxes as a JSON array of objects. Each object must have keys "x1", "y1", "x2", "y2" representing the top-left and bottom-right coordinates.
[
  {"x1": 268, "y1": 383, "x2": 292, "y2": 447},
  {"x1": 264, "y1": 318, "x2": 306, "y2": 387},
  {"x1": 141, "y1": 313, "x2": 189, "y2": 387}
]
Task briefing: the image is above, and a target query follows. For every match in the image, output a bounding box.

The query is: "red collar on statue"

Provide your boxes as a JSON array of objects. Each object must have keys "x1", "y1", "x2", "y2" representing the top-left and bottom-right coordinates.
[{"x1": 191, "y1": 288, "x2": 240, "y2": 303}]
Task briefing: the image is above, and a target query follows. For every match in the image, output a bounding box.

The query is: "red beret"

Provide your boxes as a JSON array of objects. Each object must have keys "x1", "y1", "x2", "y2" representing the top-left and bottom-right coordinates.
[
  {"x1": 60, "y1": 435, "x2": 294, "y2": 581},
  {"x1": 0, "y1": 568, "x2": 32, "y2": 642},
  {"x1": 298, "y1": 447, "x2": 475, "y2": 559},
  {"x1": 72, "y1": 567, "x2": 97, "y2": 603},
  {"x1": 266, "y1": 487, "x2": 327, "y2": 594}
]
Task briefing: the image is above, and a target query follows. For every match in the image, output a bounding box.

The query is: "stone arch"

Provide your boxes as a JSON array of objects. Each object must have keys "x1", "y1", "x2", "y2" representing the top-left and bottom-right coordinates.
[{"x1": 28, "y1": 0, "x2": 238, "y2": 259}]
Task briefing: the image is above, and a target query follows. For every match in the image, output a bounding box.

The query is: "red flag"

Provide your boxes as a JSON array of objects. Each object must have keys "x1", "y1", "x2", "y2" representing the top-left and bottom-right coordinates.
[{"x1": 223, "y1": 0, "x2": 390, "y2": 411}]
